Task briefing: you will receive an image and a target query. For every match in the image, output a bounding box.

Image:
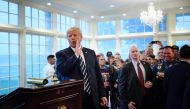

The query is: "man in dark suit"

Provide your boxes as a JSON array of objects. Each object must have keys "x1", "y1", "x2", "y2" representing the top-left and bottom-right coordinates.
[
  {"x1": 164, "y1": 44, "x2": 190, "y2": 109},
  {"x1": 118, "y1": 44, "x2": 153, "y2": 109},
  {"x1": 55, "y1": 27, "x2": 107, "y2": 109}
]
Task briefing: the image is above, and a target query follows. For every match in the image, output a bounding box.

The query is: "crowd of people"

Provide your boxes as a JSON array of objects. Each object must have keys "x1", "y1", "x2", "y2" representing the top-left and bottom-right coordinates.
[
  {"x1": 43, "y1": 27, "x2": 190, "y2": 109},
  {"x1": 96, "y1": 42, "x2": 190, "y2": 109}
]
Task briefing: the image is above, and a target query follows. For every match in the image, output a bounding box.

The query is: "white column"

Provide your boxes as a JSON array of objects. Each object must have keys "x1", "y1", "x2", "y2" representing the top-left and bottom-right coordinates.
[
  {"x1": 115, "y1": 18, "x2": 121, "y2": 54},
  {"x1": 18, "y1": 2, "x2": 26, "y2": 87},
  {"x1": 167, "y1": 13, "x2": 176, "y2": 45},
  {"x1": 90, "y1": 20, "x2": 98, "y2": 53}
]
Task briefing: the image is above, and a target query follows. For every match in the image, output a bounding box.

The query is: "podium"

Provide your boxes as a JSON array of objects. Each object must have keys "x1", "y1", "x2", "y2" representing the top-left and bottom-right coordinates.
[{"x1": 0, "y1": 80, "x2": 83, "y2": 109}]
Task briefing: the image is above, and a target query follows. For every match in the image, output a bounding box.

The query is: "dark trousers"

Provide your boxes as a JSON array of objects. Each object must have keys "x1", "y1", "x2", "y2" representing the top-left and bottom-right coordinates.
[{"x1": 82, "y1": 92, "x2": 96, "y2": 109}]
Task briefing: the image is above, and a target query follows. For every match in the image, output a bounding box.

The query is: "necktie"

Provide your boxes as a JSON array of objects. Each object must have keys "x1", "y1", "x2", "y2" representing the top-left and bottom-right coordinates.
[
  {"x1": 137, "y1": 63, "x2": 144, "y2": 88},
  {"x1": 79, "y1": 56, "x2": 91, "y2": 94}
]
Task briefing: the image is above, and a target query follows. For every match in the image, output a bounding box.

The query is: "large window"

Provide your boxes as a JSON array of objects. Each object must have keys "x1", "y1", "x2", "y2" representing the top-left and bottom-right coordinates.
[
  {"x1": 57, "y1": 14, "x2": 76, "y2": 32},
  {"x1": 121, "y1": 18, "x2": 153, "y2": 33},
  {"x1": 97, "y1": 40, "x2": 116, "y2": 56},
  {"x1": 26, "y1": 34, "x2": 53, "y2": 79},
  {"x1": 80, "y1": 20, "x2": 90, "y2": 36},
  {"x1": 25, "y1": 6, "x2": 52, "y2": 30},
  {"x1": 0, "y1": 0, "x2": 18, "y2": 25},
  {"x1": 97, "y1": 21, "x2": 116, "y2": 35},
  {"x1": 0, "y1": 32, "x2": 19, "y2": 95},
  {"x1": 121, "y1": 37, "x2": 153, "y2": 60},
  {"x1": 176, "y1": 13, "x2": 190, "y2": 30},
  {"x1": 159, "y1": 16, "x2": 167, "y2": 32}
]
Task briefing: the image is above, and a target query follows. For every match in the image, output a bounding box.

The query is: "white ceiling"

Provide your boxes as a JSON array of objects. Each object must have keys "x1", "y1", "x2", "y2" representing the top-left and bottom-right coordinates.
[{"x1": 26, "y1": 0, "x2": 190, "y2": 18}]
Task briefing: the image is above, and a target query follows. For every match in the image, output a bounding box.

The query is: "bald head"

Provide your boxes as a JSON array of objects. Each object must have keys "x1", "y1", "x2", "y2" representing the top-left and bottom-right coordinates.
[{"x1": 129, "y1": 44, "x2": 140, "y2": 61}]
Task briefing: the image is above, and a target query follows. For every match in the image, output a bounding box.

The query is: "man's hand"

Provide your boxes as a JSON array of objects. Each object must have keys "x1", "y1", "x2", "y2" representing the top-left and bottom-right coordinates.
[
  {"x1": 75, "y1": 40, "x2": 82, "y2": 57},
  {"x1": 144, "y1": 81, "x2": 152, "y2": 88},
  {"x1": 128, "y1": 101, "x2": 136, "y2": 109},
  {"x1": 157, "y1": 72, "x2": 164, "y2": 78},
  {"x1": 100, "y1": 97, "x2": 108, "y2": 106}
]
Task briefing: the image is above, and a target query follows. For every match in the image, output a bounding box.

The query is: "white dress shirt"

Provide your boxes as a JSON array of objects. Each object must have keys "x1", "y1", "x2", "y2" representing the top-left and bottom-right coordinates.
[
  {"x1": 131, "y1": 59, "x2": 146, "y2": 81},
  {"x1": 43, "y1": 63, "x2": 55, "y2": 79}
]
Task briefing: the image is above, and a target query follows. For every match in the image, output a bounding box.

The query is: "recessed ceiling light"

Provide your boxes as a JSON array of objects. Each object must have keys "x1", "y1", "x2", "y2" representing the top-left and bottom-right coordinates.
[
  {"x1": 122, "y1": 13, "x2": 127, "y2": 16},
  {"x1": 47, "y1": 2, "x2": 51, "y2": 6},
  {"x1": 100, "y1": 16, "x2": 104, "y2": 19},
  {"x1": 90, "y1": 16, "x2": 94, "y2": 19},
  {"x1": 179, "y1": 7, "x2": 183, "y2": 10},
  {"x1": 73, "y1": 10, "x2": 78, "y2": 14},
  {"x1": 109, "y1": 5, "x2": 115, "y2": 8}
]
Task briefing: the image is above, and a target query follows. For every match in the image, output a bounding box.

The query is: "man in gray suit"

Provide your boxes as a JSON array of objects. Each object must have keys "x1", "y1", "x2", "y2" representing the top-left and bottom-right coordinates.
[{"x1": 55, "y1": 27, "x2": 107, "y2": 109}]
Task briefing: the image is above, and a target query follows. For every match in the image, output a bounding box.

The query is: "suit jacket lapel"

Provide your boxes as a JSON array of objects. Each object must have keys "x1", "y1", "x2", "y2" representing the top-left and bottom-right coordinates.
[
  {"x1": 66, "y1": 47, "x2": 75, "y2": 55},
  {"x1": 82, "y1": 48, "x2": 90, "y2": 71},
  {"x1": 130, "y1": 62, "x2": 138, "y2": 79}
]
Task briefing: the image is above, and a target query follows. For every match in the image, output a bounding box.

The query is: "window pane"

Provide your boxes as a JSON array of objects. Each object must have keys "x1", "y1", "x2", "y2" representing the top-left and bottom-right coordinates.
[
  {"x1": 32, "y1": 35, "x2": 39, "y2": 45},
  {"x1": 39, "y1": 19, "x2": 45, "y2": 29},
  {"x1": 97, "y1": 21, "x2": 116, "y2": 35},
  {"x1": 25, "y1": 6, "x2": 31, "y2": 17},
  {"x1": 10, "y1": 33, "x2": 18, "y2": 44},
  {"x1": 57, "y1": 14, "x2": 60, "y2": 23},
  {"x1": 145, "y1": 26, "x2": 153, "y2": 32},
  {"x1": 0, "y1": 66, "x2": 9, "y2": 77},
  {"x1": 10, "y1": 66, "x2": 19, "y2": 76},
  {"x1": 26, "y1": 34, "x2": 31, "y2": 44},
  {"x1": 26, "y1": 65, "x2": 32, "y2": 75},
  {"x1": 0, "y1": 32, "x2": 8, "y2": 43},
  {"x1": 25, "y1": 17, "x2": 31, "y2": 27},
  {"x1": 176, "y1": 22, "x2": 183, "y2": 30},
  {"x1": 32, "y1": 8, "x2": 38, "y2": 18},
  {"x1": 32, "y1": 18, "x2": 38, "y2": 28},
  {"x1": 136, "y1": 25, "x2": 144, "y2": 32},
  {"x1": 9, "y1": 14, "x2": 18, "y2": 25},
  {"x1": 97, "y1": 40, "x2": 116, "y2": 56},
  {"x1": 184, "y1": 22, "x2": 190, "y2": 30},
  {"x1": 184, "y1": 13, "x2": 190, "y2": 21},
  {"x1": 9, "y1": 2, "x2": 18, "y2": 14},
  {"x1": 10, "y1": 54, "x2": 19, "y2": 65},
  {"x1": 0, "y1": 0, "x2": 8, "y2": 12},
  {"x1": 10, "y1": 77, "x2": 19, "y2": 87},
  {"x1": 0, "y1": 12, "x2": 8, "y2": 24},
  {"x1": 39, "y1": 10, "x2": 45, "y2": 20},
  {"x1": 176, "y1": 14, "x2": 183, "y2": 22}
]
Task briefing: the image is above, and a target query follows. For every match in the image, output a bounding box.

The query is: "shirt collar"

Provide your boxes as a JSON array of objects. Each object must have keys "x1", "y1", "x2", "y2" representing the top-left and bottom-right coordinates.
[{"x1": 70, "y1": 46, "x2": 82, "y2": 52}]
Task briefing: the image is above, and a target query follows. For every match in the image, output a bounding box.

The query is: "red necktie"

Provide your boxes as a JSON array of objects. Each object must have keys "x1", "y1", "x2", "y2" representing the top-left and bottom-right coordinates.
[{"x1": 137, "y1": 63, "x2": 144, "y2": 88}]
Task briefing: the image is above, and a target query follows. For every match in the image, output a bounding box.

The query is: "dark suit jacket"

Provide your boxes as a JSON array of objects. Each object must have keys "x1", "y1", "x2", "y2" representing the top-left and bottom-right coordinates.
[
  {"x1": 118, "y1": 61, "x2": 153, "y2": 109},
  {"x1": 55, "y1": 47, "x2": 106, "y2": 109},
  {"x1": 164, "y1": 61, "x2": 190, "y2": 109},
  {"x1": 183, "y1": 66, "x2": 190, "y2": 109}
]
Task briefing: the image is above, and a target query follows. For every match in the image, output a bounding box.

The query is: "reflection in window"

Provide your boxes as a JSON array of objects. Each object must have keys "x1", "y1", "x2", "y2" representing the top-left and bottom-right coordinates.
[
  {"x1": 25, "y1": 6, "x2": 52, "y2": 30},
  {"x1": 0, "y1": 1, "x2": 18, "y2": 25},
  {"x1": 57, "y1": 14, "x2": 76, "y2": 32},
  {"x1": 97, "y1": 40, "x2": 116, "y2": 56},
  {"x1": 0, "y1": 32, "x2": 19, "y2": 95},
  {"x1": 176, "y1": 13, "x2": 190, "y2": 30},
  {"x1": 121, "y1": 18, "x2": 153, "y2": 33},
  {"x1": 121, "y1": 37, "x2": 153, "y2": 60},
  {"x1": 97, "y1": 21, "x2": 116, "y2": 35},
  {"x1": 26, "y1": 34, "x2": 53, "y2": 79}
]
